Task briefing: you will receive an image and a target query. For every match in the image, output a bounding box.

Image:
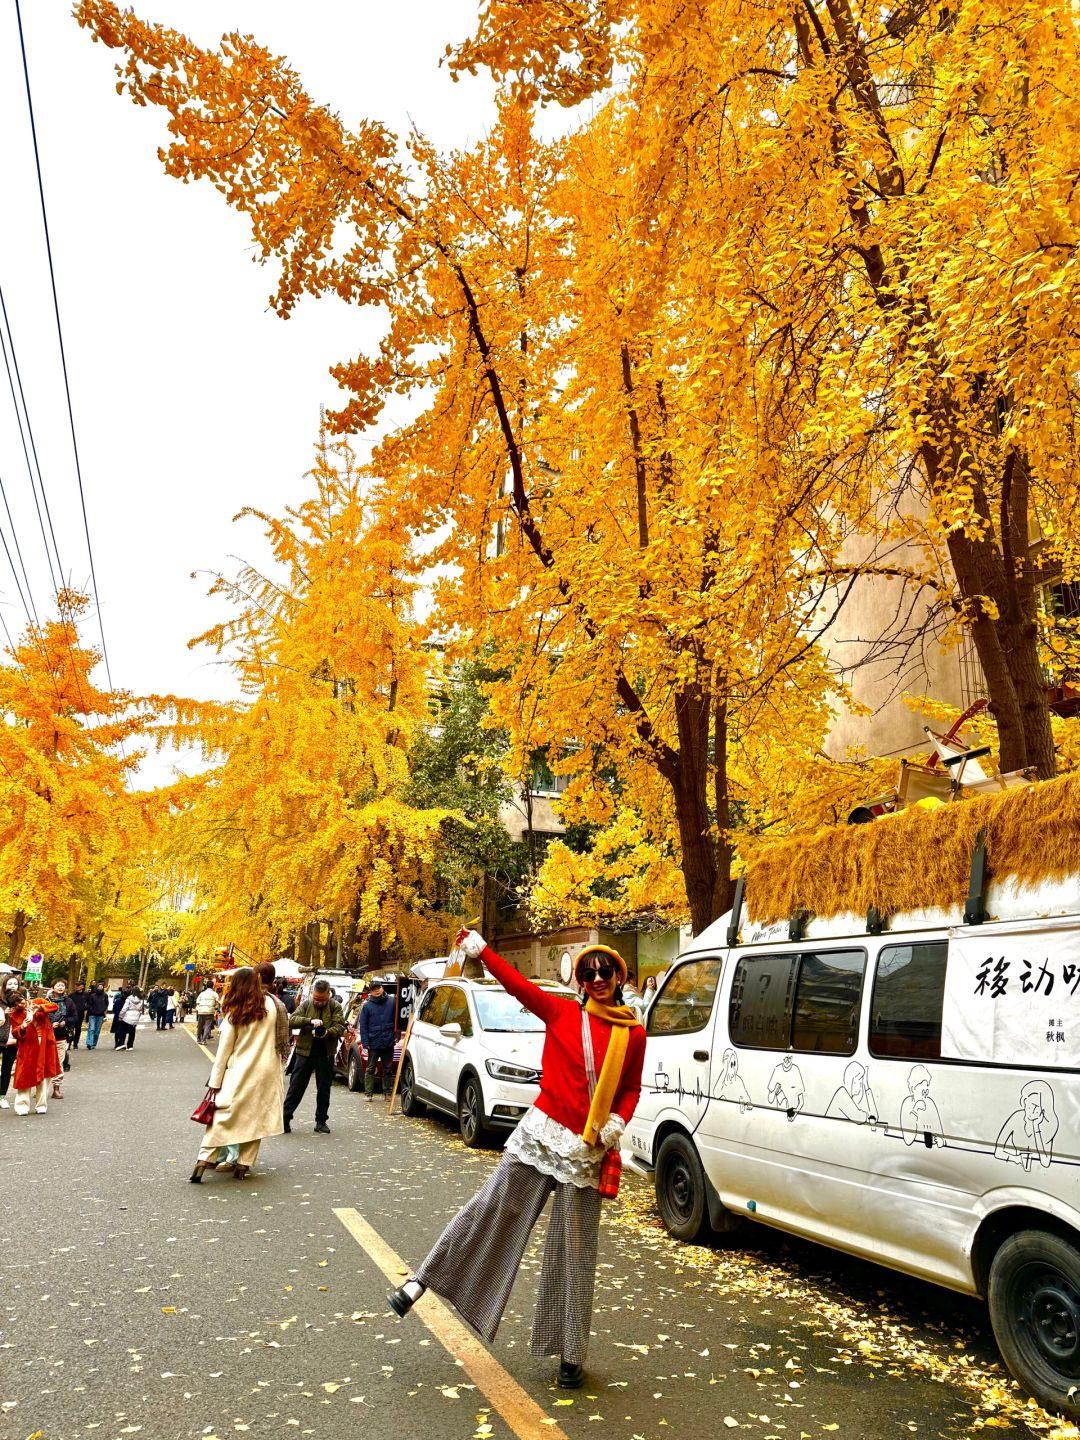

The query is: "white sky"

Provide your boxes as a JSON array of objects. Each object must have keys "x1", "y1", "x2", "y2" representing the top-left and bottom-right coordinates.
[{"x1": 0, "y1": 1, "x2": 498, "y2": 786}]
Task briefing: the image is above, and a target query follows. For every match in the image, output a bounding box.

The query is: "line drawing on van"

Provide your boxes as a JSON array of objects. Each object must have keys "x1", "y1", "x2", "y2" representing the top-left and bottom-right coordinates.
[
  {"x1": 649, "y1": 1064, "x2": 705, "y2": 1105},
  {"x1": 900, "y1": 1064, "x2": 946, "y2": 1147},
  {"x1": 825, "y1": 1060, "x2": 879, "y2": 1127},
  {"x1": 994, "y1": 1078, "x2": 1059, "y2": 1169},
  {"x1": 713, "y1": 1047, "x2": 753, "y2": 1112},
  {"x1": 766, "y1": 1054, "x2": 805, "y2": 1120}
]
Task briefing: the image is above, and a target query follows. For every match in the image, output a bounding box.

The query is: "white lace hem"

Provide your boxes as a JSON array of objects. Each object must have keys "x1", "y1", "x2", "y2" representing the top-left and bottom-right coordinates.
[{"x1": 504, "y1": 1106, "x2": 603, "y2": 1189}]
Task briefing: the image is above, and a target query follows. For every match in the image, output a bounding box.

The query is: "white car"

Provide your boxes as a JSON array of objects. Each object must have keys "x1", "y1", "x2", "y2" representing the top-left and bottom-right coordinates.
[{"x1": 398, "y1": 975, "x2": 574, "y2": 1146}]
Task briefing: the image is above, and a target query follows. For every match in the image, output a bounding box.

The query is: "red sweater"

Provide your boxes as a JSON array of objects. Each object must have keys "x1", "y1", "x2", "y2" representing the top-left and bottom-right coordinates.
[{"x1": 482, "y1": 946, "x2": 646, "y2": 1136}]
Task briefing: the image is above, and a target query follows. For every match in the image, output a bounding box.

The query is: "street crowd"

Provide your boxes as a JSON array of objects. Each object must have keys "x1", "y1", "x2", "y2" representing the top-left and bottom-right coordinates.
[{"x1": 1, "y1": 939, "x2": 658, "y2": 1391}]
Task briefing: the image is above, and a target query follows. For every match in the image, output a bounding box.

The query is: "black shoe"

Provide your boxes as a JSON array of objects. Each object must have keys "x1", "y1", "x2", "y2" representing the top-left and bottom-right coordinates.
[
  {"x1": 283, "y1": 1117, "x2": 291, "y2": 1133},
  {"x1": 557, "y1": 1362, "x2": 584, "y2": 1390},
  {"x1": 387, "y1": 1280, "x2": 423, "y2": 1317},
  {"x1": 314, "y1": 1121, "x2": 330, "y2": 1134}
]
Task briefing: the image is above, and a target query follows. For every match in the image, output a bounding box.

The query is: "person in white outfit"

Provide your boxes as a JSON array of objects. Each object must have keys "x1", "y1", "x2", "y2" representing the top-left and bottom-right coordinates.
[{"x1": 190, "y1": 967, "x2": 285, "y2": 1183}]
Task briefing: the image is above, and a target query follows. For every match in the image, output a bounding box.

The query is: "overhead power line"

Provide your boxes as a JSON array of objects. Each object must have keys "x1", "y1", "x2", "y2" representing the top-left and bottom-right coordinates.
[
  {"x1": 14, "y1": 0, "x2": 115, "y2": 692},
  {"x1": 0, "y1": 282, "x2": 64, "y2": 596}
]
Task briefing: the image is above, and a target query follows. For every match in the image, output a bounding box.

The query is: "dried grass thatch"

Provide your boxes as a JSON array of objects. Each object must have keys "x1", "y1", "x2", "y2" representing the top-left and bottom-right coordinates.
[{"x1": 745, "y1": 772, "x2": 1080, "y2": 925}]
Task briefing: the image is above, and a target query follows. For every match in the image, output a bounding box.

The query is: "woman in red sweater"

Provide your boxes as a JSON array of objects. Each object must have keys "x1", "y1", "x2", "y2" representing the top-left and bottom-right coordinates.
[{"x1": 388, "y1": 929, "x2": 645, "y2": 1390}]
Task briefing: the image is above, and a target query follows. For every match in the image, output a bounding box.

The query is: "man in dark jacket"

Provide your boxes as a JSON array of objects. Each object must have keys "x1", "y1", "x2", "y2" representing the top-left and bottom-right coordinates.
[
  {"x1": 83, "y1": 984, "x2": 108, "y2": 1050},
  {"x1": 282, "y1": 981, "x2": 345, "y2": 1134},
  {"x1": 359, "y1": 981, "x2": 397, "y2": 1101},
  {"x1": 70, "y1": 984, "x2": 88, "y2": 1048}
]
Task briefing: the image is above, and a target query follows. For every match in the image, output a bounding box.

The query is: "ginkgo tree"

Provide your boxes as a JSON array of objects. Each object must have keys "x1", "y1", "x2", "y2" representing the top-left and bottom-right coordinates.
[
  {"x1": 77, "y1": 5, "x2": 881, "y2": 934},
  {"x1": 448, "y1": 0, "x2": 1080, "y2": 782},
  {"x1": 0, "y1": 591, "x2": 158, "y2": 971},
  {"x1": 174, "y1": 431, "x2": 453, "y2": 965}
]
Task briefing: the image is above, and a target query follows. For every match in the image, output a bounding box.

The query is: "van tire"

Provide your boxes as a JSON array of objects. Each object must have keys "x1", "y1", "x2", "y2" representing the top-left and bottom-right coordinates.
[
  {"x1": 988, "y1": 1228, "x2": 1080, "y2": 1419},
  {"x1": 398, "y1": 1058, "x2": 424, "y2": 1117},
  {"x1": 655, "y1": 1132, "x2": 711, "y2": 1243}
]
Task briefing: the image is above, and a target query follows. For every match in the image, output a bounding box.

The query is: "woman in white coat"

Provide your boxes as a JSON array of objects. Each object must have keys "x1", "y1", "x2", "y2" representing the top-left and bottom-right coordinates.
[{"x1": 190, "y1": 967, "x2": 285, "y2": 1183}]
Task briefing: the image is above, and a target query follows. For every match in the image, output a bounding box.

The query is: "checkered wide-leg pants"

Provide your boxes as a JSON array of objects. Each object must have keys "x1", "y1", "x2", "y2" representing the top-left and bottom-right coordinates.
[{"x1": 415, "y1": 1153, "x2": 602, "y2": 1365}]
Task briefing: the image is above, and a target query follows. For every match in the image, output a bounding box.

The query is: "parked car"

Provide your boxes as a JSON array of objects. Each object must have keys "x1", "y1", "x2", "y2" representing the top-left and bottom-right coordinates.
[
  {"x1": 625, "y1": 873, "x2": 1080, "y2": 1421},
  {"x1": 334, "y1": 978, "x2": 409, "y2": 1091},
  {"x1": 397, "y1": 975, "x2": 575, "y2": 1146}
]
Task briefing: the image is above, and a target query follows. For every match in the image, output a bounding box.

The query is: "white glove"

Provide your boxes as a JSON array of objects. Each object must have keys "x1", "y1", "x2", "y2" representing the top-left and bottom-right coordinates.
[
  {"x1": 456, "y1": 929, "x2": 487, "y2": 959},
  {"x1": 599, "y1": 1115, "x2": 625, "y2": 1150}
]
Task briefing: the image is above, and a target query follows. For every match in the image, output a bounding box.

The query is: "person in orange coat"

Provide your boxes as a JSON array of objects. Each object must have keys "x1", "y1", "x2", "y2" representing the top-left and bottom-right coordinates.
[{"x1": 12, "y1": 997, "x2": 61, "y2": 1115}]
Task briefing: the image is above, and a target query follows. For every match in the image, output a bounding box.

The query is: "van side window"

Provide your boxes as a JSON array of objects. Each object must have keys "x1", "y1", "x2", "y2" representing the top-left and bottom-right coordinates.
[
  {"x1": 729, "y1": 954, "x2": 798, "y2": 1047},
  {"x1": 869, "y1": 942, "x2": 947, "y2": 1059},
  {"x1": 791, "y1": 950, "x2": 865, "y2": 1054},
  {"x1": 647, "y1": 958, "x2": 722, "y2": 1036}
]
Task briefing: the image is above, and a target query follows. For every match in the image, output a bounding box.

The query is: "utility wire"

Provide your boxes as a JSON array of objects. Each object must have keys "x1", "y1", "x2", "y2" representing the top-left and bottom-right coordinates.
[
  {"x1": 15, "y1": 0, "x2": 115, "y2": 692},
  {"x1": 0, "y1": 466, "x2": 39, "y2": 629},
  {"x1": 0, "y1": 281, "x2": 64, "y2": 594},
  {"x1": 0, "y1": 279, "x2": 90, "y2": 713}
]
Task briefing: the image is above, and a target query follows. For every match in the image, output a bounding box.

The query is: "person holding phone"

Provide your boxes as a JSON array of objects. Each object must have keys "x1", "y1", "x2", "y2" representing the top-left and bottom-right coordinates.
[
  {"x1": 282, "y1": 980, "x2": 345, "y2": 1134},
  {"x1": 387, "y1": 930, "x2": 645, "y2": 1391}
]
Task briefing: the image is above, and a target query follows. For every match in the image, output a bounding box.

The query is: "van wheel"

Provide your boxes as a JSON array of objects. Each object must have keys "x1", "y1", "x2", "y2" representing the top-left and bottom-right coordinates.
[
  {"x1": 988, "y1": 1229, "x2": 1080, "y2": 1419},
  {"x1": 398, "y1": 1058, "x2": 424, "y2": 1118},
  {"x1": 347, "y1": 1051, "x2": 363, "y2": 1092},
  {"x1": 459, "y1": 1074, "x2": 489, "y2": 1148},
  {"x1": 655, "y1": 1132, "x2": 711, "y2": 1243}
]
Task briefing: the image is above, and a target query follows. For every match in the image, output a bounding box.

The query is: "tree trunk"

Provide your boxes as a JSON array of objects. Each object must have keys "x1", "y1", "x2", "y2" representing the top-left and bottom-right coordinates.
[
  {"x1": 6, "y1": 910, "x2": 26, "y2": 965},
  {"x1": 671, "y1": 681, "x2": 719, "y2": 935},
  {"x1": 928, "y1": 438, "x2": 1056, "y2": 777},
  {"x1": 366, "y1": 929, "x2": 383, "y2": 972}
]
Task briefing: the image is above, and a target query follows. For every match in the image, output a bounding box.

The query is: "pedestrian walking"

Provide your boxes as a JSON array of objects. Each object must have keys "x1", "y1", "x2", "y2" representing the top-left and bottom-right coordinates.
[
  {"x1": 195, "y1": 983, "x2": 219, "y2": 1044},
  {"x1": 12, "y1": 995, "x2": 62, "y2": 1115},
  {"x1": 47, "y1": 981, "x2": 78, "y2": 1098},
  {"x1": 622, "y1": 976, "x2": 646, "y2": 1023},
  {"x1": 388, "y1": 930, "x2": 645, "y2": 1390},
  {"x1": 164, "y1": 988, "x2": 178, "y2": 1029},
  {"x1": 148, "y1": 986, "x2": 166, "y2": 1031},
  {"x1": 113, "y1": 986, "x2": 145, "y2": 1050},
  {"x1": 255, "y1": 963, "x2": 292, "y2": 1062},
  {"x1": 84, "y1": 983, "x2": 108, "y2": 1049},
  {"x1": 70, "y1": 984, "x2": 88, "y2": 1049},
  {"x1": 282, "y1": 980, "x2": 345, "y2": 1134},
  {"x1": 359, "y1": 979, "x2": 395, "y2": 1101},
  {"x1": 0, "y1": 976, "x2": 27, "y2": 1108},
  {"x1": 190, "y1": 967, "x2": 286, "y2": 1183}
]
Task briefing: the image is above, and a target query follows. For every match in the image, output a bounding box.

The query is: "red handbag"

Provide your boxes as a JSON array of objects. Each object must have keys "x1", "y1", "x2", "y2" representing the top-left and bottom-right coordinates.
[{"x1": 190, "y1": 1088, "x2": 217, "y2": 1125}]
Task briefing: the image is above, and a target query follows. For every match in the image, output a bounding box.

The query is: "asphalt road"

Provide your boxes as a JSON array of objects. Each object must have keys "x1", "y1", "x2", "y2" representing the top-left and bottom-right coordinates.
[{"x1": 0, "y1": 1019, "x2": 1072, "y2": 1440}]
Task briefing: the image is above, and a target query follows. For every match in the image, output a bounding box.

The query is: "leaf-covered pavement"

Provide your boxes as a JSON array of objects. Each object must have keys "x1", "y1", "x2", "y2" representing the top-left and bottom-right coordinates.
[{"x1": 0, "y1": 1023, "x2": 1075, "y2": 1440}]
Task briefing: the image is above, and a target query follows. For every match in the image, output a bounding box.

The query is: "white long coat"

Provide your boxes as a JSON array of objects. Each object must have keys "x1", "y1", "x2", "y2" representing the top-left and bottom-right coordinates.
[{"x1": 203, "y1": 997, "x2": 285, "y2": 1147}]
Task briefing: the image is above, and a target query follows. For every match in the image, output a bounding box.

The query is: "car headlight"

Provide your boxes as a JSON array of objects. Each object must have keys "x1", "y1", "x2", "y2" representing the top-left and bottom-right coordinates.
[{"x1": 485, "y1": 1058, "x2": 539, "y2": 1082}]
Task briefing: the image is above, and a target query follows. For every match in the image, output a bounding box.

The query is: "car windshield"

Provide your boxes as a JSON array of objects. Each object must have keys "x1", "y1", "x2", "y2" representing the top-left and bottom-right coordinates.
[{"x1": 473, "y1": 991, "x2": 548, "y2": 1032}]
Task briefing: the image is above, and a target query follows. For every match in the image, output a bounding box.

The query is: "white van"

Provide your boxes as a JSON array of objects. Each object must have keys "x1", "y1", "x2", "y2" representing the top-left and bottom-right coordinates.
[{"x1": 625, "y1": 874, "x2": 1080, "y2": 1419}]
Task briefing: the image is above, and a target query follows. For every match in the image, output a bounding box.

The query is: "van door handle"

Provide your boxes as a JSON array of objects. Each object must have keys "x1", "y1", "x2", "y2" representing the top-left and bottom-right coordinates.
[{"x1": 693, "y1": 1050, "x2": 708, "y2": 1062}]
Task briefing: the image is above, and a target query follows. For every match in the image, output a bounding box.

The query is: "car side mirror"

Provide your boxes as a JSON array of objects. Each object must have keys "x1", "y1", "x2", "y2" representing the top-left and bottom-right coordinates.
[{"x1": 439, "y1": 1022, "x2": 463, "y2": 1039}]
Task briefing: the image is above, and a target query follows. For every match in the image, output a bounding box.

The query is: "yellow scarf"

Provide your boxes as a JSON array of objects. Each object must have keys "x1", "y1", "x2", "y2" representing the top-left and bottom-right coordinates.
[{"x1": 582, "y1": 999, "x2": 640, "y2": 1146}]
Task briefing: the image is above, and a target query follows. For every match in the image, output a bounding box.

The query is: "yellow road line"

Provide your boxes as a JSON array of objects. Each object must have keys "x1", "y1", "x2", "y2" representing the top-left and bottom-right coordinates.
[
  {"x1": 333, "y1": 1206, "x2": 571, "y2": 1440},
  {"x1": 181, "y1": 1019, "x2": 215, "y2": 1064}
]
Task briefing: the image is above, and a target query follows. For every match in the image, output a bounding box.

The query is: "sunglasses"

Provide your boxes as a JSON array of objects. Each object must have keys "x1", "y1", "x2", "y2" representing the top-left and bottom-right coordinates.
[{"x1": 580, "y1": 964, "x2": 615, "y2": 982}]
